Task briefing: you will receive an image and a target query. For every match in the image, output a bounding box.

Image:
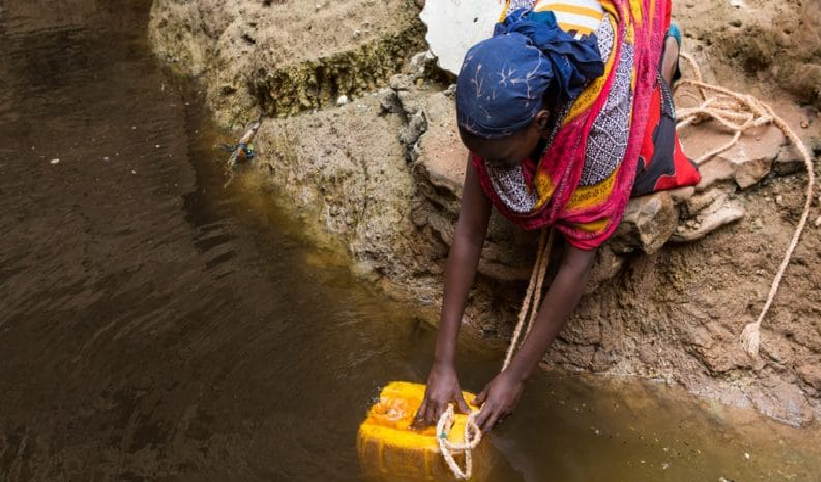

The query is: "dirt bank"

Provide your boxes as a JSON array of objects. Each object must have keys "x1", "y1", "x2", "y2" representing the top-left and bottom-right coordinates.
[{"x1": 149, "y1": 0, "x2": 821, "y2": 425}]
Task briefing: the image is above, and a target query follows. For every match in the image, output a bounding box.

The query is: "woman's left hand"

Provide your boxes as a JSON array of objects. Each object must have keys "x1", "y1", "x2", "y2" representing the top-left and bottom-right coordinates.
[{"x1": 472, "y1": 371, "x2": 524, "y2": 432}]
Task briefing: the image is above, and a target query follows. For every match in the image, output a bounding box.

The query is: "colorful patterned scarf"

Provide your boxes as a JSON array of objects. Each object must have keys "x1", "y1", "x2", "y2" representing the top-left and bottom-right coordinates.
[{"x1": 471, "y1": 0, "x2": 672, "y2": 250}]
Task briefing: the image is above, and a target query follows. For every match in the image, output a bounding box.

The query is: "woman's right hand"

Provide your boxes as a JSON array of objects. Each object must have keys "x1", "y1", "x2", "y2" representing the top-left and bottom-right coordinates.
[{"x1": 413, "y1": 362, "x2": 472, "y2": 428}]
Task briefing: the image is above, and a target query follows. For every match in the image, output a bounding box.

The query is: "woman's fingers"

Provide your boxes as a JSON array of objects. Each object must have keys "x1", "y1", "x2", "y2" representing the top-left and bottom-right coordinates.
[
  {"x1": 478, "y1": 407, "x2": 502, "y2": 432},
  {"x1": 485, "y1": 412, "x2": 501, "y2": 432},
  {"x1": 413, "y1": 399, "x2": 427, "y2": 428},
  {"x1": 472, "y1": 388, "x2": 488, "y2": 406},
  {"x1": 474, "y1": 404, "x2": 491, "y2": 431},
  {"x1": 429, "y1": 401, "x2": 441, "y2": 426},
  {"x1": 457, "y1": 395, "x2": 471, "y2": 414}
]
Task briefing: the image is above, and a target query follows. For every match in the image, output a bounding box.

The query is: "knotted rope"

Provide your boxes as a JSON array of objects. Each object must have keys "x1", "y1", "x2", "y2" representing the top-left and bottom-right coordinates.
[
  {"x1": 436, "y1": 228, "x2": 554, "y2": 479},
  {"x1": 675, "y1": 52, "x2": 816, "y2": 357}
]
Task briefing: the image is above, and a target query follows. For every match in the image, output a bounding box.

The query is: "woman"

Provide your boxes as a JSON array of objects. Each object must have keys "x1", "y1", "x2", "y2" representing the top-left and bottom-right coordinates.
[{"x1": 415, "y1": 0, "x2": 700, "y2": 432}]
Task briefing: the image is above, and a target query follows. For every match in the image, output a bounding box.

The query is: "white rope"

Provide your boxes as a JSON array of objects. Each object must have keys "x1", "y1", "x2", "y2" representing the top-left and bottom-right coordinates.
[
  {"x1": 436, "y1": 229, "x2": 553, "y2": 479},
  {"x1": 676, "y1": 52, "x2": 816, "y2": 357}
]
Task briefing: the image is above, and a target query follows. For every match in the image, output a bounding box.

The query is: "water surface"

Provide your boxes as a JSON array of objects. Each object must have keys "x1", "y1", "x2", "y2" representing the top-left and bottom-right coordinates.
[{"x1": 0, "y1": 1, "x2": 819, "y2": 481}]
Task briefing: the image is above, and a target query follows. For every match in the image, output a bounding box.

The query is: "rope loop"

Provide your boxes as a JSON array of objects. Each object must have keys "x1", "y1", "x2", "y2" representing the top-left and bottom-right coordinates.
[
  {"x1": 437, "y1": 228, "x2": 554, "y2": 479},
  {"x1": 436, "y1": 405, "x2": 483, "y2": 479},
  {"x1": 676, "y1": 52, "x2": 816, "y2": 357}
]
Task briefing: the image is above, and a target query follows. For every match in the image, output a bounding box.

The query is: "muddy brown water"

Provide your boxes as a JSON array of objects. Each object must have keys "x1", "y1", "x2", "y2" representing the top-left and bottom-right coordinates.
[{"x1": 1, "y1": 1, "x2": 819, "y2": 481}]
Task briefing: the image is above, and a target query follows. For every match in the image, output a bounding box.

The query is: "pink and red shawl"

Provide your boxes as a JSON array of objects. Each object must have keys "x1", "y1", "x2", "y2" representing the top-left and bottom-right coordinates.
[{"x1": 473, "y1": 0, "x2": 673, "y2": 250}]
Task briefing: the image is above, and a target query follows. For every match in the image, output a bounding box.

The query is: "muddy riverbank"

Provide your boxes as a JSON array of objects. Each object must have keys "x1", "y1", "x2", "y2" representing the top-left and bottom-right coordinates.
[{"x1": 147, "y1": 0, "x2": 821, "y2": 426}]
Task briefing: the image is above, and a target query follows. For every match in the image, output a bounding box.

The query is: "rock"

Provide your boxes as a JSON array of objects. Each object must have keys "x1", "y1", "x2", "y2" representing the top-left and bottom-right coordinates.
[
  {"x1": 682, "y1": 124, "x2": 784, "y2": 190},
  {"x1": 378, "y1": 88, "x2": 402, "y2": 114},
  {"x1": 611, "y1": 192, "x2": 679, "y2": 254},
  {"x1": 684, "y1": 187, "x2": 729, "y2": 217},
  {"x1": 672, "y1": 197, "x2": 745, "y2": 242},
  {"x1": 398, "y1": 111, "x2": 427, "y2": 151},
  {"x1": 409, "y1": 50, "x2": 434, "y2": 75},
  {"x1": 796, "y1": 364, "x2": 821, "y2": 390},
  {"x1": 772, "y1": 145, "x2": 806, "y2": 176},
  {"x1": 695, "y1": 157, "x2": 734, "y2": 191},
  {"x1": 389, "y1": 73, "x2": 413, "y2": 91},
  {"x1": 668, "y1": 185, "x2": 695, "y2": 203},
  {"x1": 415, "y1": 92, "x2": 467, "y2": 196}
]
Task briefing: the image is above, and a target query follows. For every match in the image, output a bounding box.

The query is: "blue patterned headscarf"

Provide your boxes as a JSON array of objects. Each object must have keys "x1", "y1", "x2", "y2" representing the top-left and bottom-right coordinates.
[{"x1": 456, "y1": 9, "x2": 605, "y2": 139}]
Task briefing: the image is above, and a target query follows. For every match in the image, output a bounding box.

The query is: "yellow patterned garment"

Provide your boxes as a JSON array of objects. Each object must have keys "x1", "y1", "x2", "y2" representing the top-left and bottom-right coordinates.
[
  {"x1": 476, "y1": 0, "x2": 673, "y2": 250},
  {"x1": 534, "y1": 0, "x2": 605, "y2": 36}
]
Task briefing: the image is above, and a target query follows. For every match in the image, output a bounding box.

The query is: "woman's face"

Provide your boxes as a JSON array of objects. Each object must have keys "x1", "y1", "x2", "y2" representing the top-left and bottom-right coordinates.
[{"x1": 460, "y1": 110, "x2": 550, "y2": 166}]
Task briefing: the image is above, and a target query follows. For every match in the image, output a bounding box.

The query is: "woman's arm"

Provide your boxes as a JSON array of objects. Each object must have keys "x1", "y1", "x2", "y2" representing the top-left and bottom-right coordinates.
[
  {"x1": 472, "y1": 243, "x2": 596, "y2": 431},
  {"x1": 415, "y1": 160, "x2": 492, "y2": 426}
]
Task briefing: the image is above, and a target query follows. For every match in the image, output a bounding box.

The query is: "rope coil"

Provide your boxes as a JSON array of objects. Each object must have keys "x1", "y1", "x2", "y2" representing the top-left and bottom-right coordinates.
[{"x1": 675, "y1": 52, "x2": 816, "y2": 357}]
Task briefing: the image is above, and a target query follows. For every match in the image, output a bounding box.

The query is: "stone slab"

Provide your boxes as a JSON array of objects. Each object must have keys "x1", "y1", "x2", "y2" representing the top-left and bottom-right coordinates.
[
  {"x1": 672, "y1": 198, "x2": 745, "y2": 242},
  {"x1": 611, "y1": 192, "x2": 679, "y2": 254},
  {"x1": 680, "y1": 123, "x2": 785, "y2": 190},
  {"x1": 416, "y1": 92, "x2": 467, "y2": 195}
]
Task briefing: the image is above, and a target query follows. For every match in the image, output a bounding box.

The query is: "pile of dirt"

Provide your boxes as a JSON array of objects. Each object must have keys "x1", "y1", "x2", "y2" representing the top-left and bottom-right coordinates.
[
  {"x1": 149, "y1": 0, "x2": 425, "y2": 123},
  {"x1": 148, "y1": 0, "x2": 821, "y2": 425},
  {"x1": 676, "y1": 0, "x2": 821, "y2": 108}
]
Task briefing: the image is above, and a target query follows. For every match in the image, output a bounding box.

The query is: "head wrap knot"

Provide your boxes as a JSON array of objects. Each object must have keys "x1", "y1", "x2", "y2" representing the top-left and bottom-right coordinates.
[{"x1": 456, "y1": 9, "x2": 605, "y2": 139}]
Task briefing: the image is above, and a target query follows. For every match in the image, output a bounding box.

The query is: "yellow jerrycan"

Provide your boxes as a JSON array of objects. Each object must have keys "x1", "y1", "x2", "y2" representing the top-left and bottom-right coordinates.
[{"x1": 358, "y1": 381, "x2": 494, "y2": 481}]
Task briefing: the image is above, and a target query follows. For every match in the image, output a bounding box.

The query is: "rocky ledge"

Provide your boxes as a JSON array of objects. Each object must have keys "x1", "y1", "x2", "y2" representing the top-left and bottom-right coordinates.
[{"x1": 149, "y1": 0, "x2": 821, "y2": 425}]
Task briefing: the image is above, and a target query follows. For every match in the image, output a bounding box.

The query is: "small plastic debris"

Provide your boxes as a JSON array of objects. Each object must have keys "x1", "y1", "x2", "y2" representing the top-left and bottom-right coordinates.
[
  {"x1": 131, "y1": 126, "x2": 137, "y2": 130},
  {"x1": 662, "y1": 463, "x2": 670, "y2": 470},
  {"x1": 155, "y1": 144, "x2": 161, "y2": 148},
  {"x1": 131, "y1": 169, "x2": 137, "y2": 174},
  {"x1": 336, "y1": 95, "x2": 349, "y2": 106},
  {"x1": 103, "y1": 156, "x2": 110, "y2": 162},
  {"x1": 50, "y1": 158, "x2": 60, "y2": 164},
  {"x1": 222, "y1": 119, "x2": 261, "y2": 171},
  {"x1": 352, "y1": 29, "x2": 361, "y2": 39},
  {"x1": 744, "y1": 452, "x2": 750, "y2": 460}
]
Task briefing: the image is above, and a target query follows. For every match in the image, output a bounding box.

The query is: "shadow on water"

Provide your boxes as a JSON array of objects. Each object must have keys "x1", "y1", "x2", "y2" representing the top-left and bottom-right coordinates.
[{"x1": 0, "y1": 1, "x2": 819, "y2": 481}]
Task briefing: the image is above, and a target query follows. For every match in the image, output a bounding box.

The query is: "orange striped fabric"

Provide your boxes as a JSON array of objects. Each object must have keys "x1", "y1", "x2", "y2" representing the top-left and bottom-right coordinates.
[{"x1": 534, "y1": 0, "x2": 605, "y2": 36}]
